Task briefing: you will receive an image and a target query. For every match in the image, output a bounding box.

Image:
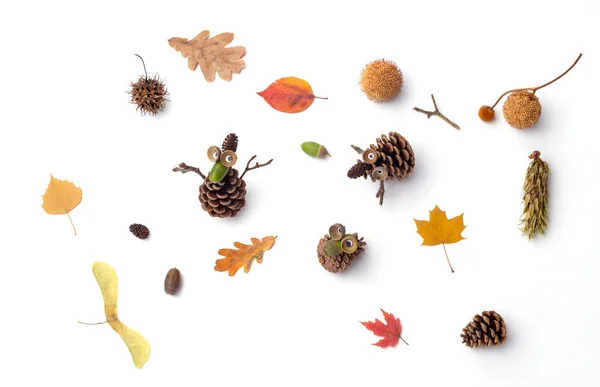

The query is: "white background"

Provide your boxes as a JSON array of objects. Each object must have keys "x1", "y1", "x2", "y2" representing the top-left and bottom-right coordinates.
[{"x1": 1, "y1": 0, "x2": 599, "y2": 386}]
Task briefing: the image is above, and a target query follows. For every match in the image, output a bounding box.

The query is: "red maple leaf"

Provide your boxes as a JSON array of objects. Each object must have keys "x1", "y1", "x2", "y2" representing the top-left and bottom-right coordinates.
[{"x1": 361, "y1": 309, "x2": 408, "y2": 348}]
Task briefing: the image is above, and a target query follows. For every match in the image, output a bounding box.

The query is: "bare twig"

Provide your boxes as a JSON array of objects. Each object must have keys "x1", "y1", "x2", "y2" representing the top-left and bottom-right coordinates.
[
  {"x1": 172, "y1": 162, "x2": 205, "y2": 179},
  {"x1": 351, "y1": 145, "x2": 363, "y2": 154},
  {"x1": 240, "y1": 156, "x2": 273, "y2": 179},
  {"x1": 375, "y1": 180, "x2": 385, "y2": 205},
  {"x1": 414, "y1": 94, "x2": 460, "y2": 130}
]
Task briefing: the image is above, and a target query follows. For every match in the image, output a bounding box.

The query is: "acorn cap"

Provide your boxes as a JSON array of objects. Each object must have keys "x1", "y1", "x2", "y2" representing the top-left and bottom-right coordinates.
[
  {"x1": 502, "y1": 91, "x2": 541, "y2": 129},
  {"x1": 360, "y1": 59, "x2": 403, "y2": 102}
]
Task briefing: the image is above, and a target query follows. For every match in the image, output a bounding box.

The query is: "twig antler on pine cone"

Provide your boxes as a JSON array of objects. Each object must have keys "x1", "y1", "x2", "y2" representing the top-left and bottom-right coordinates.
[
  {"x1": 240, "y1": 156, "x2": 273, "y2": 179},
  {"x1": 172, "y1": 163, "x2": 206, "y2": 179}
]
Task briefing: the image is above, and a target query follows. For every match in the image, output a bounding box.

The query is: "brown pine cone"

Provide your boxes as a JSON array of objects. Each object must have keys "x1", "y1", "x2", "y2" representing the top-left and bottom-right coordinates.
[
  {"x1": 347, "y1": 161, "x2": 368, "y2": 179},
  {"x1": 369, "y1": 131, "x2": 415, "y2": 181},
  {"x1": 316, "y1": 233, "x2": 366, "y2": 273},
  {"x1": 129, "y1": 223, "x2": 150, "y2": 239},
  {"x1": 222, "y1": 133, "x2": 238, "y2": 152},
  {"x1": 461, "y1": 311, "x2": 507, "y2": 348},
  {"x1": 199, "y1": 168, "x2": 247, "y2": 218}
]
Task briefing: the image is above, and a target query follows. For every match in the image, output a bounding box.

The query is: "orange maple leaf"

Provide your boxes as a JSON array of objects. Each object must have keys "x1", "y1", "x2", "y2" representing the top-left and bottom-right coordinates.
[
  {"x1": 414, "y1": 205, "x2": 466, "y2": 273},
  {"x1": 214, "y1": 236, "x2": 277, "y2": 276}
]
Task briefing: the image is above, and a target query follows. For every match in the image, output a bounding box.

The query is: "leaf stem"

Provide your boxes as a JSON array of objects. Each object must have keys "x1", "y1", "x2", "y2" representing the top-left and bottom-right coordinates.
[
  {"x1": 135, "y1": 54, "x2": 148, "y2": 80},
  {"x1": 313, "y1": 95, "x2": 328, "y2": 100},
  {"x1": 413, "y1": 94, "x2": 460, "y2": 130},
  {"x1": 77, "y1": 320, "x2": 108, "y2": 325},
  {"x1": 67, "y1": 212, "x2": 77, "y2": 236},
  {"x1": 400, "y1": 336, "x2": 409, "y2": 345},
  {"x1": 442, "y1": 242, "x2": 454, "y2": 273},
  {"x1": 489, "y1": 53, "x2": 582, "y2": 109}
]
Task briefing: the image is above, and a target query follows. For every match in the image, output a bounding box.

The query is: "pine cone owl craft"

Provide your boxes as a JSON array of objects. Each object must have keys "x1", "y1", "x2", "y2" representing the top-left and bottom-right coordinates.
[
  {"x1": 317, "y1": 223, "x2": 366, "y2": 273},
  {"x1": 172, "y1": 133, "x2": 273, "y2": 218},
  {"x1": 347, "y1": 131, "x2": 415, "y2": 205}
]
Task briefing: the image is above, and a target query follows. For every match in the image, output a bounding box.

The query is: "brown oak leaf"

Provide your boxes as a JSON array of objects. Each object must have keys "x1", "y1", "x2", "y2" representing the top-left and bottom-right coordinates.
[
  {"x1": 168, "y1": 30, "x2": 246, "y2": 82},
  {"x1": 215, "y1": 236, "x2": 277, "y2": 276}
]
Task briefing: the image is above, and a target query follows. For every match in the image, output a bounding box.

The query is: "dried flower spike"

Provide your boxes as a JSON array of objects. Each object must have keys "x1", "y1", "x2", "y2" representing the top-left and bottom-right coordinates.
[
  {"x1": 301, "y1": 141, "x2": 331, "y2": 158},
  {"x1": 360, "y1": 59, "x2": 403, "y2": 102},
  {"x1": 128, "y1": 54, "x2": 168, "y2": 116},
  {"x1": 520, "y1": 150, "x2": 550, "y2": 239},
  {"x1": 479, "y1": 53, "x2": 582, "y2": 129}
]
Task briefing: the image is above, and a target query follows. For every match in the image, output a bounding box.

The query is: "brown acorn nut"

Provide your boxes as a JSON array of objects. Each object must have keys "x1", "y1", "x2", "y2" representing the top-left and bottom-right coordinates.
[
  {"x1": 478, "y1": 53, "x2": 582, "y2": 128},
  {"x1": 164, "y1": 268, "x2": 181, "y2": 295}
]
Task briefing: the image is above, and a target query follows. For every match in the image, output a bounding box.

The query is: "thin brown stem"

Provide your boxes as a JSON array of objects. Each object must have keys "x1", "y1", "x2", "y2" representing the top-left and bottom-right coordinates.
[
  {"x1": 375, "y1": 180, "x2": 385, "y2": 205},
  {"x1": 400, "y1": 336, "x2": 409, "y2": 345},
  {"x1": 240, "y1": 156, "x2": 273, "y2": 179},
  {"x1": 442, "y1": 243, "x2": 455, "y2": 273},
  {"x1": 489, "y1": 53, "x2": 582, "y2": 109},
  {"x1": 67, "y1": 212, "x2": 77, "y2": 235},
  {"x1": 351, "y1": 145, "x2": 363, "y2": 154},
  {"x1": 172, "y1": 163, "x2": 206, "y2": 179},
  {"x1": 413, "y1": 94, "x2": 460, "y2": 130},
  {"x1": 77, "y1": 320, "x2": 108, "y2": 325},
  {"x1": 312, "y1": 95, "x2": 328, "y2": 100},
  {"x1": 135, "y1": 54, "x2": 148, "y2": 80}
]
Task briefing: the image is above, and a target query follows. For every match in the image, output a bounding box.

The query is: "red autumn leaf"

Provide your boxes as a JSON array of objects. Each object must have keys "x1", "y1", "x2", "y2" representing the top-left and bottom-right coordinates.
[
  {"x1": 361, "y1": 309, "x2": 408, "y2": 348},
  {"x1": 257, "y1": 77, "x2": 327, "y2": 113}
]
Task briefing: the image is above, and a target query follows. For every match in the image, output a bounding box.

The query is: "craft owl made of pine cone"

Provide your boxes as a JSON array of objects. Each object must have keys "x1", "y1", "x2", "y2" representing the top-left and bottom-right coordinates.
[
  {"x1": 347, "y1": 131, "x2": 415, "y2": 205},
  {"x1": 317, "y1": 223, "x2": 366, "y2": 273},
  {"x1": 173, "y1": 133, "x2": 273, "y2": 218}
]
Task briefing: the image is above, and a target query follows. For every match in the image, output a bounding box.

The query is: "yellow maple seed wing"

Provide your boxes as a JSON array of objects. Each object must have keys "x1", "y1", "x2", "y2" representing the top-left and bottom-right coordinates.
[
  {"x1": 109, "y1": 319, "x2": 150, "y2": 369},
  {"x1": 441, "y1": 213, "x2": 466, "y2": 244},
  {"x1": 92, "y1": 262, "x2": 118, "y2": 323},
  {"x1": 41, "y1": 175, "x2": 82, "y2": 215}
]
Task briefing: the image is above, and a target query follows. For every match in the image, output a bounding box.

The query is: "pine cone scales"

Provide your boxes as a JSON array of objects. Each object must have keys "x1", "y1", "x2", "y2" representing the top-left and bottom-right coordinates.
[
  {"x1": 347, "y1": 162, "x2": 368, "y2": 179},
  {"x1": 199, "y1": 168, "x2": 247, "y2": 218},
  {"x1": 222, "y1": 133, "x2": 238, "y2": 152},
  {"x1": 369, "y1": 132, "x2": 415, "y2": 181},
  {"x1": 317, "y1": 233, "x2": 366, "y2": 273},
  {"x1": 129, "y1": 223, "x2": 150, "y2": 239},
  {"x1": 461, "y1": 311, "x2": 507, "y2": 348}
]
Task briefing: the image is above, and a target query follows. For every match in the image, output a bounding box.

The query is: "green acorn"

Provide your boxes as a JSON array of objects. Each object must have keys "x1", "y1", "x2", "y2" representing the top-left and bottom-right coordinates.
[{"x1": 301, "y1": 141, "x2": 331, "y2": 158}]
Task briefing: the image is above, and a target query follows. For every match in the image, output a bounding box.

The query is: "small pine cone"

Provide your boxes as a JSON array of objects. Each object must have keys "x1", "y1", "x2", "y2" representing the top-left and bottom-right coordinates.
[
  {"x1": 129, "y1": 223, "x2": 150, "y2": 239},
  {"x1": 347, "y1": 161, "x2": 369, "y2": 179},
  {"x1": 128, "y1": 75, "x2": 168, "y2": 116},
  {"x1": 198, "y1": 168, "x2": 247, "y2": 218},
  {"x1": 222, "y1": 133, "x2": 239, "y2": 152},
  {"x1": 316, "y1": 233, "x2": 366, "y2": 273},
  {"x1": 461, "y1": 311, "x2": 507, "y2": 348},
  {"x1": 368, "y1": 131, "x2": 415, "y2": 181},
  {"x1": 520, "y1": 151, "x2": 549, "y2": 239}
]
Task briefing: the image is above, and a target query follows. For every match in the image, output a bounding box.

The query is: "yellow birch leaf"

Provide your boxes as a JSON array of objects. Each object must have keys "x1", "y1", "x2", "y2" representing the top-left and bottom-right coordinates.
[
  {"x1": 85, "y1": 261, "x2": 150, "y2": 369},
  {"x1": 41, "y1": 175, "x2": 82, "y2": 235},
  {"x1": 214, "y1": 236, "x2": 277, "y2": 276}
]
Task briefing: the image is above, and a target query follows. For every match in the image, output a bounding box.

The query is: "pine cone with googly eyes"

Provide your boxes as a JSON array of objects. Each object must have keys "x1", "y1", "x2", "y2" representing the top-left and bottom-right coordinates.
[{"x1": 316, "y1": 223, "x2": 367, "y2": 273}]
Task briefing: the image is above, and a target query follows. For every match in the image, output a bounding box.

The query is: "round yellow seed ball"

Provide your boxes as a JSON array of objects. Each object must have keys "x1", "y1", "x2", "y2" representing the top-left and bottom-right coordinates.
[
  {"x1": 360, "y1": 59, "x2": 403, "y2": 102},
  {"x1": 502, "y1": 91, "x2": 542, "y2": 129}
]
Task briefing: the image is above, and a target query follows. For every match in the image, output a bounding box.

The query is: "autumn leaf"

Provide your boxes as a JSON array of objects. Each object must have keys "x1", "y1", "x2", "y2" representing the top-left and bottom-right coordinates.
[
  {"x1": 41, "y1": 175, "x2": 82, "y2": 235},
  {"x1": 257, "y1": 77, "x2": 327, "y2": 113},
  {"x1": 414, "y1": 205, "x2": 466, "y2": 273},
  {"x1": 215, "y1": 236, "x2": 277, "y2": 276},
  {"x1": 168, "y1": 30, "x2": 245, "y2": 82},
  {"x1": 78, "y1": 262, "x2": 150, "y2": 369},
  {"x1": 361, "y1": 309, "x2": 408, "y2": 348}
]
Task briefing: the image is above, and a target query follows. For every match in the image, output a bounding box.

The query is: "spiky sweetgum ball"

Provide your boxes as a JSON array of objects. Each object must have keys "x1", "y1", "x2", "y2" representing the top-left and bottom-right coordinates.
[
  {"x1": 502, "y1": 90, "x2": 541, "y2": 129},
  {"x1": 360, "y1": 59, "x2": 403, "y2": 102},
  {"x1": 129, "y1": 76, "x2": 168, "y2": 116},
  {"x1": 478, "y1": 105, "x2": 495, "y2": 122}
]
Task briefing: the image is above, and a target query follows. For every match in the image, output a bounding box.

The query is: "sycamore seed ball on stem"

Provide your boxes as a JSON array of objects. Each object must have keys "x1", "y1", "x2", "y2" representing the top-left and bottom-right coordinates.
[
  {"x1": 360, "y1": 59, "x2": 403, "y2": 102},
  {"x1": 503, "y1": 91, "x2": 542, "y2": 129}
]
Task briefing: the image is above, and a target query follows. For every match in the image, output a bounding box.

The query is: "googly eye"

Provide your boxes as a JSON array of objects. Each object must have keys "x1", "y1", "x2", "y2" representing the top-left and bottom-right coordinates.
[
  {"x1": 362, "y1": 149, "x2": 378, "y2": 165},
  {"x1": 220, "y1": 150, "x2": 237, "y2": 167},
  {"x1": 341, "y1": 235, "x2": 358, "y2": 253},
  {"x1": 372, "y1": 166, "x2": 388, "y2": 181},
  {"x1": 328, "y1": 223, "x2": 346, "y2": 241},
  {"x1": 207, "y1": 146, "x2": 221, "y2": 162}
]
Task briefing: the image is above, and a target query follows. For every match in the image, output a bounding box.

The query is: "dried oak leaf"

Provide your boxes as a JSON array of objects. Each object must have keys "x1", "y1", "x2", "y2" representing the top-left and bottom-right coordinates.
[
  {"x1": 215, "y1": 236, "x2": 277, "y2": 276},
  {"x1": 41, "y1": 175, "x2": 82, "y2": 235},
  {"x1": 83, "y1": 262, "x2": 150, "y2": 369},
  {"x1": 257, "y1": 77, "x2": 326, "y2": 113},
  {"x1": 361, "y1": 309, "x2": 407, "y2": 348},
  {"x1": 168, "y1": 30, "x2": 245, "y2": 82},
  {"x1": 414, "y1": 205, "x2": 466, "y2": 273}
]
